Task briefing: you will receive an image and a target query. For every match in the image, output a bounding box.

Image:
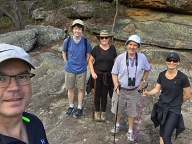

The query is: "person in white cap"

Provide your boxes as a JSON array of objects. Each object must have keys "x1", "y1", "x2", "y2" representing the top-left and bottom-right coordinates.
[
  {"x1": 62, "y1": 19, "x2": 92, "y2": 118},
  {"x1": 0, "y1": 43, "x2": 49, "y2": 143},
  {"x1": 110, "y1": 35, "x2": 151, "y2": 142},
  {"x1": 143, "y1": 52, "x2": 191, "y2": 144}
]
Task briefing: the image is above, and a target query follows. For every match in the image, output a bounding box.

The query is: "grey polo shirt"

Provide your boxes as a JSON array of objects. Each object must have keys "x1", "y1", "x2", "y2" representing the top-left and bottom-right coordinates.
[{"x1": 111, "y1": 52, "x2": 151, "y2": 89}]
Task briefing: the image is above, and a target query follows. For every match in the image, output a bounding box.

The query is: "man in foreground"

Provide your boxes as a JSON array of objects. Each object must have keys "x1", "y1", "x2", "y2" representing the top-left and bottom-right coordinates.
[{"x1": 0, "y1": 43, "x2": 49, "y2": 144}]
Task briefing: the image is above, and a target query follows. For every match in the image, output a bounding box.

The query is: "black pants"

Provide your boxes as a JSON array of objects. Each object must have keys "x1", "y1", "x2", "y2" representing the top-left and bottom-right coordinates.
[
  {"x1": 95, "y1": 77, "x2": 111, "y2": 112},
  {"x1": 160, "y1": 111, "x2": 179, "y2": 144}
]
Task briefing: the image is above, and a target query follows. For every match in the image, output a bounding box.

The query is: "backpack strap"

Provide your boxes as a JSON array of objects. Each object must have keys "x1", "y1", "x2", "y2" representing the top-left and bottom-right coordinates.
[
  {"x1": 66, "y1": 36, "x2": 88, "y2": 60},
  {"x1": 66, "y1": 36, "x2": 71, "y2": 60},
  {"x1": 67, "y1": 36, "x2": 71, "y2": 52},
  {"x1": 84, "y1": 37, "x2": 88, "y2": 54}
]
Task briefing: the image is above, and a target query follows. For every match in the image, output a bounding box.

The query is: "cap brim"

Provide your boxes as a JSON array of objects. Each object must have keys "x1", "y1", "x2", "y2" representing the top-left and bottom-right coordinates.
[
  {"x1": 0, "y1": 56, "x2": 35, "y2": 69},
  {"x1": 125, "y1": 40, "x2": 141, "y2": 48}
]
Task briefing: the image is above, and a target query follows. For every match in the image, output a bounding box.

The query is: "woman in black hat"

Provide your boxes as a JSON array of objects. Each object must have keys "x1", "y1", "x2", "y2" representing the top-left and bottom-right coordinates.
[
  {"x1": 143, "y1": 52, "x2": 191, "y2": 144},
  {"x1": 88, "y1": 30, "x2": 117, "y2": 122}
]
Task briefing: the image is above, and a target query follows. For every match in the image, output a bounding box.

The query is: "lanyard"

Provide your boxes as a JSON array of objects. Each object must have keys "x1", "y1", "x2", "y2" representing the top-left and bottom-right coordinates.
[{"x1": 126, "y1": 52, "x2": 138, "y2": 79}]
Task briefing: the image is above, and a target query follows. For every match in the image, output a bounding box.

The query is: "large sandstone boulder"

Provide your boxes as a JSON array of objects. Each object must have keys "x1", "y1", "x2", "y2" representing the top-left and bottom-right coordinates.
[{"x1": 122, "y1": 0, "x2": 192, "y2": 14}]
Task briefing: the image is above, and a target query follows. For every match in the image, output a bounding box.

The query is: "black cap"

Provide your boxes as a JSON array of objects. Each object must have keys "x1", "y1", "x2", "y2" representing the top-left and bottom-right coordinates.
[{"x1": 166, "y1": 52, "x2": 180, "y2": 61}]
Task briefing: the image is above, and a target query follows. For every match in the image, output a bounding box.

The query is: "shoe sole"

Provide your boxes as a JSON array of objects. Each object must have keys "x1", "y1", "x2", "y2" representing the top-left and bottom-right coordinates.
[
  {"x1": 66, "y1": 109, "x2": 75, "y2": 116},
  {"x1": 73, "y1": 112, "x2": 83, "y2": 119},
  {"x1": 73, "y1": 114, "x2": 82, "y2": 119}
]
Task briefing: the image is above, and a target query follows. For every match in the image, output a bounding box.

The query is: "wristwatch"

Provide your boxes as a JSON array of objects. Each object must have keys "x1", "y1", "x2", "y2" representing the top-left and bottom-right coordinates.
[{"x1": 141, "y1": 78, "x2": 146, "y2": 83}]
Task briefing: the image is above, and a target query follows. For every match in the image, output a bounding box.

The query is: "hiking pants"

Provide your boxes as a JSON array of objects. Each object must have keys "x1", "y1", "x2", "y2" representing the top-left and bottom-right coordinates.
[
  {"x1": 160, "y1": 111, "x2": 179, "y2": 144},
  {"x1": 95, "y1": 77, "x2": 111, "y2": 112}
]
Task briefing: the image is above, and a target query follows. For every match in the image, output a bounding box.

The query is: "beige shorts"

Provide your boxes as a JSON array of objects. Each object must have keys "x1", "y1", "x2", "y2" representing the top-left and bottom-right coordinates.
[
  {"x1": 111, "y1": 88, "x2": 140, "y2": 117},
  {"x1": 65, "y1": 71, "x2": 87, "y2": 89}
]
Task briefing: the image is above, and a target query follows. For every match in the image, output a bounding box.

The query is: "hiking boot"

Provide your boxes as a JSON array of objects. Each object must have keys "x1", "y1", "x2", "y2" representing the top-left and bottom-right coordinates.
[
  {"x1": 101, "y1": 112, "x2": 106, "y2": 121},
  {"x1": 95, "y1": 111, "x2": 101, "y2": 121},
  {"x1": 127, "y1": 132, "x2": 134, "y2": 142},
  {"x1": 111, "y1": 126, "x2": 120, "y2": 134},
  {"x1": 74, "y1": 108, "x2": 83, "y2": 118},
  {"x1": 66, "y1": 107, "x2": 74, "y2": 116}
]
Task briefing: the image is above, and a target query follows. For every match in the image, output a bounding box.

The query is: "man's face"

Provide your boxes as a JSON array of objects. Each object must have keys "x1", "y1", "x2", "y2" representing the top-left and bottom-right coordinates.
[
  {"x1": 126, "y1": 41, "x2": 138, "y2": 55},
  {"x1": 0, "y1": 59, "x2": 32, "y2": 118},
  {"x1": 72, "y1": 26, "x2": 83, "y2": 37}
]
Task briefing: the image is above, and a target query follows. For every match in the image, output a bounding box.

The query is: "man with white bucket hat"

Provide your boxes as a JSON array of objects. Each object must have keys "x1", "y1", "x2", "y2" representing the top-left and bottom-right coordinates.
[{"x1": 110, "y1": 35, "x2": 151, "y2": 142}]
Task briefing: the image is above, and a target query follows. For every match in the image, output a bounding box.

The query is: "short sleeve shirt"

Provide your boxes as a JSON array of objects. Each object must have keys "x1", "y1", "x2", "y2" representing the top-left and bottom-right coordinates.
[
  {"x1": 62, "y1": 36, "x2": 92, "y2": 74},
  {"x1": 91, "y1": 45, "x2": 117, "y2": 72},
  {"x1": 111, "y1": 52, "x2": 151, "y2": 89},
  {"x1": 157, "y1": 70, "x2": 190, "y2": 106},
  {"x1": 0, "y1": 112, "x2": 49, "y2": 144}
]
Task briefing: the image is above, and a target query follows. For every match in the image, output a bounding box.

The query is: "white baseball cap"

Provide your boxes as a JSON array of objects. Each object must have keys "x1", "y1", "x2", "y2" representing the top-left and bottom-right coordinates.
[
  {"x1": 0, "y1": 43, "x2": 35, "y2": 69},
  {"x1": 125, "y1": 35, "x2": 141, "y2": 48}
]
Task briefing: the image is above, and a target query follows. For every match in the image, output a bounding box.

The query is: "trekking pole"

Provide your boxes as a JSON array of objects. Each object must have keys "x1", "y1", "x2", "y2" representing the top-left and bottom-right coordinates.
[
  {"x1": 132, "y1": 83, "x2": 148, "y2": 144},
  {"x1": 92, "y1": 79, "x2": 96, "y2": 121},
  {"x1": 114, "y1": 84, "x2": 121, "y2": 144}
]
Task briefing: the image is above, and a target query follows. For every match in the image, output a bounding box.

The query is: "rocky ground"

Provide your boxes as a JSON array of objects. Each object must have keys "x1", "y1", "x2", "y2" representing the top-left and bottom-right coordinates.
[
  {"x1": 25, "y1": 50, "x2": 192, "y2": 144},
  {"x1": 28, "y1": 86, "x2": 192, "y2": 144}
]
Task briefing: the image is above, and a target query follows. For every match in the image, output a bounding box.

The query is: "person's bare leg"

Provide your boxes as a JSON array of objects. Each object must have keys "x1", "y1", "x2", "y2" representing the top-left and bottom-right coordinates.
[
  {"x1": 68, "y1": 88, "x2": 74, "y2": 104},
  {"x1": 115, "y1": 114, "x2": 121, "y2": 124},
  {"x1": 128, "y1": 116, "x2": 134, "y2": 131},
  {"x1": 111, "y1": 114, "x2": 122, "y2": 133},
  {"x1": 160, "y1": 137, "x2": 164, "y2": 144},
  {"x1": 77, "y1": 89, "x2": 84, "y2": 106}
]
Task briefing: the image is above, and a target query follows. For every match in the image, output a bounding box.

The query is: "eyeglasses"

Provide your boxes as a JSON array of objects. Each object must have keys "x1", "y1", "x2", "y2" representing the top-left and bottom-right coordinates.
[
  {"x1": 0, "y1": 73, "x2": 35, "y2": 88},
  {"x1": 100, "y1": 37, "x2": 109, "y2": 40},
  {"x1": 166, "y1": 58, "x2": 179, "y2": 63}
]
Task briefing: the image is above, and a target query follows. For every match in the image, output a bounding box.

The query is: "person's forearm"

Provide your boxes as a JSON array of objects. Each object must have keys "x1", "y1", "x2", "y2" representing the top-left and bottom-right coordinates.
[
  {"x1": 86, "y1": 53, "x2": 90, "y2": 64},
  {"x1": 112, "y1": 74, "x2": 119, "y2": 89},
  {"x1": 183, "y1": 95, "x2": 190, "y2": 102},
  {"x1": 141, "y1": 70, "x2": 150, "y2": 81},
  {"x1": 147, "y1": 89, "x2": 159, "y2": 96},
  {"x1": 62, "y1": 52, "x2": 67, "y2": 62},
  {"x1": 145, "y1": 83, "x2": 161, "y2": 96},
  {"x1": 88, "y1": 61, "x2": 95, "y2": 74},
  {"x1": 183, "y1": 87, "x2": 191, "y2": 102}
]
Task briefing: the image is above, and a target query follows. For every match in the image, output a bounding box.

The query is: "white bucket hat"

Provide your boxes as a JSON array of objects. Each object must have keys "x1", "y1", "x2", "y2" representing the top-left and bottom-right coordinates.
[
  {"x1": 125, "y1": 35, "x2": 141, "y2": 48},
  {"x1": 0, "y1": 43, "x2": 35, "y2": 69}
]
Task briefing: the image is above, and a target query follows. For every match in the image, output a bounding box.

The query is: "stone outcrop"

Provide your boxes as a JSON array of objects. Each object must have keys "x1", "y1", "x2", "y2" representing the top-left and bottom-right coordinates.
[
  {"x1": 0, "y1": 29, "x2": 38, "y2": 51},
  {"x1": 0, "y1": 25, "x2": 65, "y2": 51},
  {"x1": 122, "y1": 0, "x2": 192, "y2": 14},
  {"x1": 87, "y1": 8, "x2": 192, "y2": 50},
  {"x1": 25, "y1": 25, "x2": 66, "y2": 45}
]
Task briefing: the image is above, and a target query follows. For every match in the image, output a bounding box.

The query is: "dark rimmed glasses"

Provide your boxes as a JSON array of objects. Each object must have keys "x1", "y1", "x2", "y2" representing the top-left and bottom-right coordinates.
[
  {"x1": 100, "y1": 37, "x2": 109, "y2": 40},
  {"x1": 0, "y1": 73, "x2": 35, "y2": 88},
  {"x1": 166, "y1": 58, "x2": 179, "y2": 63}
]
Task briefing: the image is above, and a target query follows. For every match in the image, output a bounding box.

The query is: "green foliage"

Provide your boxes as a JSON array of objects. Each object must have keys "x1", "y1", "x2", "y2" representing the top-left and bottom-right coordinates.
[
  {"x1": 38, "y1": 0, "x2": 76, "y2": 8},
  {"x1": 0, "y1": 16, "x2": 11, "y2": 23}
]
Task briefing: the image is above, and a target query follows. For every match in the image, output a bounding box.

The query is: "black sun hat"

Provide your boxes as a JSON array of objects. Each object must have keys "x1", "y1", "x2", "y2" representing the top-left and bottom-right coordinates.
[{"x1": 166, "y1": 52, "x2": 180, "y2": 61}]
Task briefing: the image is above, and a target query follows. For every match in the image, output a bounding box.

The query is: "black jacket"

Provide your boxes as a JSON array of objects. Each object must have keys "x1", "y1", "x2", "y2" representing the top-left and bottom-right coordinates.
[{"x1": 151, "y1": 102, "x2": 185, "y2": 139}]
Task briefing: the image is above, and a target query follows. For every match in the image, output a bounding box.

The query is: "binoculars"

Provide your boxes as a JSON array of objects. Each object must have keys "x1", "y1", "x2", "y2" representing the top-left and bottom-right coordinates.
[{"x1": 128, "y1": 77, "x2": 136, "y2": 86}]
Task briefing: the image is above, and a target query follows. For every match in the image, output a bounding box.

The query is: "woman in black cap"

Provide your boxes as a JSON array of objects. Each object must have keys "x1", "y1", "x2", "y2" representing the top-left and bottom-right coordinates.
[
  {"x1": 88, "y1": 30, "x2": 117, "y2": 122},
  {"x1": 143, "y1": 52, "x2": 191, "y2": 144}
]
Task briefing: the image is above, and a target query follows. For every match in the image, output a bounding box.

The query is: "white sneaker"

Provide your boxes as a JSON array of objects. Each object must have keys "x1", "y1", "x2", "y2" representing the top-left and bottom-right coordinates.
[
  {"x1": 111, "y1": 126, "x2": 120, "y2": 134},
  {"x1": 127, "y1": 132, "x2": 134, "y2": 142}
]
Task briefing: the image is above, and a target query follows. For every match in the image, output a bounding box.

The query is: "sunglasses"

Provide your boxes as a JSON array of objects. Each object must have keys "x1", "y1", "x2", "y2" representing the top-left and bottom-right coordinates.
[
  {"x1": 166, "y1": 58, "x2": 179, "y2": 63},
  {"x1": 100, "y1": 37, "x2": 109, "y2": 40}
]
